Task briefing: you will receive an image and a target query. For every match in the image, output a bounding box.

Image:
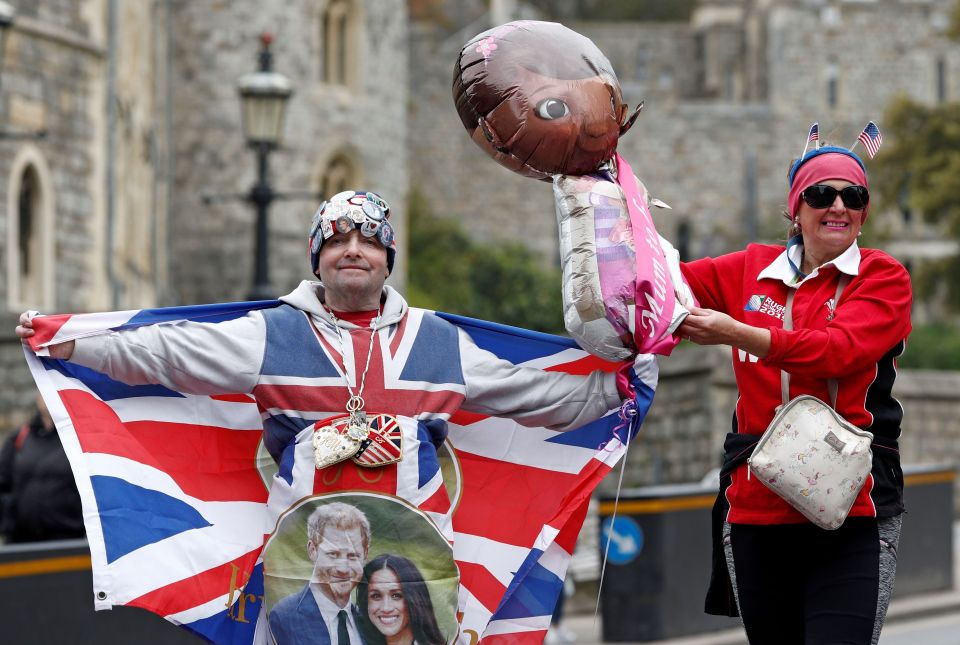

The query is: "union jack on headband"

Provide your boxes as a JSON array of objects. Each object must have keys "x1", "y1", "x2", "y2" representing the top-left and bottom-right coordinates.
[
  {"x1": 23, "y1": 301, "x2": 656, "y2": 644},
  {"x1": 856, "y1": 121, "x2": 882, "y2": 159}
]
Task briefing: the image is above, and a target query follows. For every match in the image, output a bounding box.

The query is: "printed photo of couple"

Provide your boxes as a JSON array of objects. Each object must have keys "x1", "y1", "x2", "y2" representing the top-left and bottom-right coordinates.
[{"x1": 264, "y1": 496, "x2": 459, "y2": 645}]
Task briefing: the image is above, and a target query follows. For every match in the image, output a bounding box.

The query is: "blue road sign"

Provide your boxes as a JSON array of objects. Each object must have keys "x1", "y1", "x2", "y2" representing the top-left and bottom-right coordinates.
[{"x1": 600, "y1": 515, "x2": 643, "y2": 565}]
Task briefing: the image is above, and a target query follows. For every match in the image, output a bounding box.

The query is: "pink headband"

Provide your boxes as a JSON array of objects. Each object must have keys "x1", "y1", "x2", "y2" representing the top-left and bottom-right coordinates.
[{"x1": 787, "y1": 153, "x2": 870, "y2": 222}]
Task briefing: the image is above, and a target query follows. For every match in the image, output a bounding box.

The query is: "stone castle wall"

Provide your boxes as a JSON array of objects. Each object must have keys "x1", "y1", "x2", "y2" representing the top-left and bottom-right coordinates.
[
  {"x1": 410, "y1": 0, "x2": 960, "y2": 268},
  {"x1": 0, "y1": 0, "x2": 412, "y2": 425},
  {"x1": 166, "y1": 0, "x2": 409, "y2": 306},
  {"x1": 0, "y1": 313, "x2": 37, "y2": 432},
  {"x1": 0, "y1": 1, "x2": 107, "y2": 312}
]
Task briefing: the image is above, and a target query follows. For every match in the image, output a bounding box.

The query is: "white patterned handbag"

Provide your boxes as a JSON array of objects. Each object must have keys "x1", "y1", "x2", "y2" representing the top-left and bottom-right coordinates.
[
  {"x1": 748, "y1": 394, "x2": 874, "y2": 530},
  {"x1": 747, "y1": 275, "x2": 873, "y2": 530}
]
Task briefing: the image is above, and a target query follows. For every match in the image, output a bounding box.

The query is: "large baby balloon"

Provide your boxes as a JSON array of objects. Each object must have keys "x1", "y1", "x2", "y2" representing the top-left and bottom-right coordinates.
[
  {"x1": 554, "y1": 161, "x2": 692, "y2": 360},
  {"x1": 453, "y1": 21, "x2": 691, "y2": 360},
  {"x1": 453, "y1": 20, "x2": 642, "y2": 180}
]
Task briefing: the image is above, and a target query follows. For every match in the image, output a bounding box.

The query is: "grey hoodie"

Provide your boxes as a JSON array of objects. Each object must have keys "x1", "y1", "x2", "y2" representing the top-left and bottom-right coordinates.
[{"x1": 72, "y1": 280, "x2": 622, "y2": 432}]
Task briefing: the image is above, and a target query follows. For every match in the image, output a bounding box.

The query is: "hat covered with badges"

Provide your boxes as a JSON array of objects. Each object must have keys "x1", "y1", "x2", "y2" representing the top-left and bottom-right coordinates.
[{"x1": 308, "y1": 190, "x2": 396, "y2": 276}]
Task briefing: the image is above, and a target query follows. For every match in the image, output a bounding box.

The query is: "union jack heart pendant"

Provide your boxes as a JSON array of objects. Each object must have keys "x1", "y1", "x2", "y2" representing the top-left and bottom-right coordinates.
[
  {"x1": 351, "y1": 413, "x2": 403, "y2": 468},
  {"x1": 312, "y1": 419, "x2": 362, "y2": 469}
]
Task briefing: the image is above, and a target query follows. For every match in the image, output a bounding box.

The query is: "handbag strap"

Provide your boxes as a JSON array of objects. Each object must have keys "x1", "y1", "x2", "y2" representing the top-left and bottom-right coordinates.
[{"x1": 780, "y1": 274, "x2": 850, "y2": 407}]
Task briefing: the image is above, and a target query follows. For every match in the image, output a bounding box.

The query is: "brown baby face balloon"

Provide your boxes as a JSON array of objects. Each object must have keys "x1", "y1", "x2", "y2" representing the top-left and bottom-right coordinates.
[{"x1": 453, "y1": 21, "x2": 637, "y2": 180}]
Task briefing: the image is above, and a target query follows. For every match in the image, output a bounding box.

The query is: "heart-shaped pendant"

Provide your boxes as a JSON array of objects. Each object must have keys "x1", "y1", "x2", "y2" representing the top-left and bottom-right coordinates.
[
  {"x1": 352, "y1": 414, "x2": 403, "y2": 468},
  {"x1": 313, "y1": 421, "x2": 361, "y2": 469}
]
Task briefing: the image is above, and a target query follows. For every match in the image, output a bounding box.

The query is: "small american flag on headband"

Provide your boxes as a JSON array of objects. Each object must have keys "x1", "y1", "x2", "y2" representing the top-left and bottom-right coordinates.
[
  {"x1": 856, "y1": 121, "x2": 883, "y2": 159},
  {"x1": 801, "y1": 122, "x2": 819, "y2": 156}
]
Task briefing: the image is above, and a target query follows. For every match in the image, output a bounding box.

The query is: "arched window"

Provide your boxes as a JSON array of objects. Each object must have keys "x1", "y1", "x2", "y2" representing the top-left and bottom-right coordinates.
[
  {"x1": 825, "y1": 62, "x2": 839, "y2": 109},
  {"x1": 6, "y1": 150, "x2": 54, "y2": 310},
  {"x1": 321, "y1": 0, "x2": 356, "y2": 87},
  {"x1": 320, "y1": 153, "x2": 359, "y2": 198},
  {"x1": 18, "y1": 167, "x2": 39, "y2": 286}
]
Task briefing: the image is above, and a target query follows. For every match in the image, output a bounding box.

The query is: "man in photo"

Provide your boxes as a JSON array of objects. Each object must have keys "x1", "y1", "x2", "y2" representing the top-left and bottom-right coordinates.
[{"x1": 269, "y1": 502, "x2": 371, "y2": 645}]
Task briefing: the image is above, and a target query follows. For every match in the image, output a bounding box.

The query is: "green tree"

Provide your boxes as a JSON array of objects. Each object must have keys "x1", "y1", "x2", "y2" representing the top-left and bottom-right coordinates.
[
  {"x1": 869, "y1": 0, "x2": 960, "y2": 371},
  {"x1": 897, "y1": 324, "x2": 960, "y2": 370},
  {"x1": 871, "y1": 97, "x2": 960, "y2": 310},
  {"x1": 871, "y1": 0, "x2": 960, "y2": 315},
  {"x1": 951, "y1": 0, "x2": 960, "y2": 38},
  {"x1": 406, "y1": 188, "x2": 565, "y2": 333}
]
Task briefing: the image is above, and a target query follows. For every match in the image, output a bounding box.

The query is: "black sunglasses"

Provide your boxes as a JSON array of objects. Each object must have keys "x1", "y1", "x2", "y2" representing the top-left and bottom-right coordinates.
[{"x1": 801, "y1": 184, "x2": 869, "y2": 210}]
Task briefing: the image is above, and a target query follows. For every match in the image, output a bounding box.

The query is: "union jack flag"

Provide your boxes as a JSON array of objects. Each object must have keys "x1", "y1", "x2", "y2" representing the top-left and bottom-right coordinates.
[
  {"x1": 23, "y1": 301, "x2": 655, "y2": 644},
  {"x1": 857, "y1": 121, "x2": 883, "y2": 159}
]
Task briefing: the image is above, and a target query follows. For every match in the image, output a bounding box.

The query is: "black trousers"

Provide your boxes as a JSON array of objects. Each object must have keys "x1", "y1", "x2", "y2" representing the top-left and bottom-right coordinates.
[{"x1": 726, "y1": 518, "x2": 897, "y2": 645}]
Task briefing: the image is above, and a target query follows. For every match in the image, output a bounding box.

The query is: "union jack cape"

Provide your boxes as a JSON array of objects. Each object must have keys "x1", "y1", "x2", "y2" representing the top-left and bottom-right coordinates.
[{"x1": 22, "y1": 300, "x2": 655, "y2": 644}]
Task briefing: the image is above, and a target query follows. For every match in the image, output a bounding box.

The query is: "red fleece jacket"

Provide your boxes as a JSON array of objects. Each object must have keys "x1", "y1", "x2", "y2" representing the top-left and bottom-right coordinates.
[{"x1": 682, "y1": 244, "x2": 912, "y2": 524}]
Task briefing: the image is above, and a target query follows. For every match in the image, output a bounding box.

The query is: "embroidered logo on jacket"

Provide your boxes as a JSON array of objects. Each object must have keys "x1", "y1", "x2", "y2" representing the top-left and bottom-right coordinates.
[
  {"x1": 824, "y1": 297, "x2": 838, "y2": 321},
  {"x1": 744, "y1": 295, "x2": 785, "y2": 320}
]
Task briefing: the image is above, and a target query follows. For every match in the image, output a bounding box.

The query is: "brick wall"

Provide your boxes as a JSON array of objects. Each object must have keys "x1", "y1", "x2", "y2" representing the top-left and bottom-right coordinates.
[{"x1": 0, "y1": 313, "x2": 43, "y2": 433}]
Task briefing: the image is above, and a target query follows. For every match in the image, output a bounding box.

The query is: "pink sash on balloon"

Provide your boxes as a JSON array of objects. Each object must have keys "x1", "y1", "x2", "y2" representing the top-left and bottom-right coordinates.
[{"x1": 615, "y1": 153, "x2": 680, "y2": 356}]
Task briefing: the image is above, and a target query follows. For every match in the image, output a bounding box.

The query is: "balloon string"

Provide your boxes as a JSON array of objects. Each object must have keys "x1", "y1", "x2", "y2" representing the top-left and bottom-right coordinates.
[{"x1": 594, "y1": 395, "x2": 642, "y2": 626}]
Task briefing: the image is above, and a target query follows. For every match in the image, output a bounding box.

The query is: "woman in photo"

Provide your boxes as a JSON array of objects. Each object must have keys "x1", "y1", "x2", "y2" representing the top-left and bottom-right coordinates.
[{"x1": 357, "y1": 554, "x2": 447, "y2": 645}]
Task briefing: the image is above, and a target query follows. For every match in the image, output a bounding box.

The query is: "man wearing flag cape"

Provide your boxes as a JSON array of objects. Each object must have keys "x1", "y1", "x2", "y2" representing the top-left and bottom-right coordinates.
[{"x1": 17, "y1": 189, "x2": 656, "y2": 645}]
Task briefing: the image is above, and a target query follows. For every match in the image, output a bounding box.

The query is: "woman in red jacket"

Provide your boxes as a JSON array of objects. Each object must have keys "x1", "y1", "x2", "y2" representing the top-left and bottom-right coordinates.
[{"x1": 678, "y1": 140, "x2": 911, "y2": 645}]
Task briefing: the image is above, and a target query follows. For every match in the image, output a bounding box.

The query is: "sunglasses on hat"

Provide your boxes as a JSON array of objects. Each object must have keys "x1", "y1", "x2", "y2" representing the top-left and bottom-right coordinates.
[{"x1": 801, "y1": 184, "x2": 869, "y2": 210}]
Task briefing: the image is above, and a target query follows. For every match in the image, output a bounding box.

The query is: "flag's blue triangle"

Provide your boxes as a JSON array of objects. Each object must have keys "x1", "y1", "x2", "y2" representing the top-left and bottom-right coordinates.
[
  {"x1": 416, "y1": 421, "x2": 443, "y2": 488},
  {"x1": 123, "y1": 299, "x2": 280, "y2": 328},
  {"x1": 41, "y1": 358, "x2": 184, "y2": 401},
  {"x1": 185, "y1": 564, "x2": 263, "y2": 644},
  {"x1": 492, "y1": 550, "x2": 563, "y2": 620},
  {"x1": 91, "y1": 476, "x2": 212, "y2": 563},
  {"x1": 548, "y1": 380, "x2": 655, "y2": 448},
  {"x1": 399, "y1": 313, "x2": 465, "y2": 384},
  {"x1": 437, "y1": 312, "x2": 578, "y2": 364},
  {"x1": 547, "y1": 413, "x2": 621, "y2": 449}
]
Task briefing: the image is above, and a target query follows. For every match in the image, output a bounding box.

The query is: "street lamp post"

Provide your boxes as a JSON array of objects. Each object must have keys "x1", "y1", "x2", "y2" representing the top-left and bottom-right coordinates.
[
  {"x1": 0, "y1": 2, "x2": 14, "y2": 63},
  {"x1": 237, "y1": 33, "x2": 293, "y2": 301}
]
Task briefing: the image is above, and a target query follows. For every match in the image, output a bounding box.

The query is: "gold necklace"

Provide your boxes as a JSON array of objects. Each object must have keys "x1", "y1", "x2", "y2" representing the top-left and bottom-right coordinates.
[
  {"x1": 326, "y1": 308, "x2": 380, "y2": 440},
  {"x1": 312, "y1": 306, "x2": 404, "y2": 471}
]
